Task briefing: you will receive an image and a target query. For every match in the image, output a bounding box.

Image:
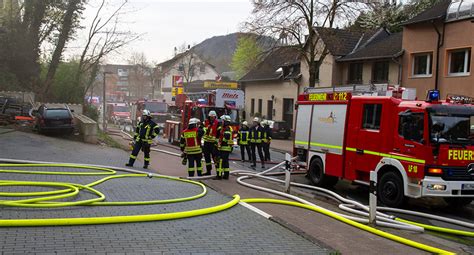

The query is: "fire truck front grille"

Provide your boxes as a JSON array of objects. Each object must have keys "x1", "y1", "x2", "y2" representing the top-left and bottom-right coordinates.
[{"x1": 442, "y1": 168, "x2": 474, "y2": 181}]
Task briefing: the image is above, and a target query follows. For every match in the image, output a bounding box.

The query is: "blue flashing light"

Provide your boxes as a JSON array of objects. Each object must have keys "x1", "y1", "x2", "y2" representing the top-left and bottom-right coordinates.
[
  {"x1": 197, "y1": 98, "x2": 207, "y2": 105},
  {"x1": 427, "y1": 90, "x2": 440, "y2": 102}
]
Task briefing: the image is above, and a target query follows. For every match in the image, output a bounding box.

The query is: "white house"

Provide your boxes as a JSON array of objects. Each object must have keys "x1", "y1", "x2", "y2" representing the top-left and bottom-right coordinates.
[{"x1": 156, "y1": 50, "x2": 219, "y2": 105}]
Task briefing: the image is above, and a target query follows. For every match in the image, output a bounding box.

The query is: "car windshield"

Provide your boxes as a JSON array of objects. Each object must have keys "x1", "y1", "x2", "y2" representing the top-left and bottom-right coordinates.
[
  {"x1": 114, "y1": 106, "x2": 129, "y2": 112},
  {"x1": 429, "y1": 106, "x2": 474, "y2": 144},
  {"x1": 46, "y1": 109, "x2": 70, "y2": 119},
  {"x1": 144, "y1": 102, "x2": 167, "y2": 113}
]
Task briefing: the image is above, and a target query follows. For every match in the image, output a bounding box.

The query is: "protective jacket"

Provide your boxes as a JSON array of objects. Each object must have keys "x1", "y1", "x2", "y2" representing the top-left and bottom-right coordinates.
[
  {"x1": 180, "y1": 127, "x2": 204, "y2": 154},
  {"x1": 134, "y1": 119, "x2": 159, "y2": 144},
  {"x1": 237, "y1": 126, "x2": 250, "y2": 145},
  {"x1": 249, "y1": 125, "x2": 264, "y2": 144},
  {"x1": 218, "y1": 125, "x2": 233, "y2": 152},
  {"x1": 203, "y1": 118, "x2": 219, "y2": 143}
]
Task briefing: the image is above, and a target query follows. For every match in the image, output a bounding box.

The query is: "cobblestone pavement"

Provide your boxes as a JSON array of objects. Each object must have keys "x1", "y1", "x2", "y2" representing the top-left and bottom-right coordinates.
[{"x1": 0, "y1": 130, "x2": 329, "y2": 254}]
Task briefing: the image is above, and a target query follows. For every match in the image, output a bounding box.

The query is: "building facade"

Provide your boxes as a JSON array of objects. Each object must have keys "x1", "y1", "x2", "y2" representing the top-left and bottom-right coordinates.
[
  {"x1": 240, "y1": 46, "x2": 302, "y2": 128},
  {"x1": 155, "y1": 50, "x2": 219, "y2": 105},
  {"x1": 401, "y1": 0, "x2": 473, "y2": 99}
]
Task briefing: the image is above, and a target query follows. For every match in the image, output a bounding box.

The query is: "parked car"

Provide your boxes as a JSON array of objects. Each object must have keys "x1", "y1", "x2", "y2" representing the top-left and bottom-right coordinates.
[
  {"x1": 33, "y1": 104, "x2": 75, "y2": 134},
  {"x1": 267, "y1": 120, "x2": 291, "y2": 139}
]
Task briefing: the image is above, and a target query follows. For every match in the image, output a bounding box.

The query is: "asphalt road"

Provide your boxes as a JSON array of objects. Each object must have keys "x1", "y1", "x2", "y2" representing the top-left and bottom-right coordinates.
[
  {"x1": 105, "y1": 126, "x2": 473, "y2": 254},
  {"x1": 0, "y1": 129, "x2": 329, "y2": 254}
]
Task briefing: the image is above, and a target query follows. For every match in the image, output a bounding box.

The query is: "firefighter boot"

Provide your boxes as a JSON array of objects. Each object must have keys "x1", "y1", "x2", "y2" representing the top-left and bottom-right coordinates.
[
  {"x1": 197, "y1": 171, "x2": 202, "y2": 177},
  {"x1": 213, "y1": 172, "x2": 222, "y2": 180},
  {"x1": 125, "y1": 159, "x2": 135, "y2": 167},
  {"x1": 143, "y1": 164, "x2": 148, "y2": 169},
  {"x1": 261, "y1": 163, "x2": 265, "y2": 169},
  {"x1": 223, "y1": 172, "x2": 229, "y2": 180},
  {"x1": 188, "y1": 171, "x2": 195, "y2": 177}
]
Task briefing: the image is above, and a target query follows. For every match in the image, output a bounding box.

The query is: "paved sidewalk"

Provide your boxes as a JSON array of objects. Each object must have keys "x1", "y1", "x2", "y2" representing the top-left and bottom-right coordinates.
[{"x1": 0, "y1": 131, "x2": 328, "y2": 254}]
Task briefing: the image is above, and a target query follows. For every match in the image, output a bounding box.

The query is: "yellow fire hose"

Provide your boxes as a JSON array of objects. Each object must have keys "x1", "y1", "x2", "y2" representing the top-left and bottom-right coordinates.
[
  {"x1": 395, "y1": 218, "x2": 474, "y2": 237},
  {"x1": 242, "y1": 198, "x2": 456, "y2": 255},
  {"x1": 0, "y1": 162, "x2": 463, "y2": 254}
]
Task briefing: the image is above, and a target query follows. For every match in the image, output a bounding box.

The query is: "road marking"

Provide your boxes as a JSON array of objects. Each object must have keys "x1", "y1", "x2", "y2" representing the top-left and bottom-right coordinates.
[{"x1": 239, "y1": 201, "x2": 272, "y2": 219}]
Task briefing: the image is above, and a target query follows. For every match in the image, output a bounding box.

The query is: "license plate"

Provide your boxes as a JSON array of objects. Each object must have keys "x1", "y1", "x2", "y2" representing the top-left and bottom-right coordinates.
[{"x1": 462, "y1": 184, "x2": 474, "y2": 190}]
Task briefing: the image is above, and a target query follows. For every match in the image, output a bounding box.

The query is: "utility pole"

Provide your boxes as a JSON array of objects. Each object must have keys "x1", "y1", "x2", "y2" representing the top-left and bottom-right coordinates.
[{"x1": 102, "y1": 71, "x2": 113, "y2": 131}]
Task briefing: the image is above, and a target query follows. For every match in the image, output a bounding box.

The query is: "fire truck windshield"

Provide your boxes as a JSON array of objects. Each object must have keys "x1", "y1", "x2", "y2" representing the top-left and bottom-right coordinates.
[
  {"x1": 144, "y1": 102, "x2": 167, "y2": 113},
  {"x1": 429, "y1": 106, "x2": 474, "y2": 145},
  {"x1": 114, "y1": 106, "x2": 129, "y2": 112},
  {"x1": 195, "y1": 107, "x2": 239, "y2": 123}
]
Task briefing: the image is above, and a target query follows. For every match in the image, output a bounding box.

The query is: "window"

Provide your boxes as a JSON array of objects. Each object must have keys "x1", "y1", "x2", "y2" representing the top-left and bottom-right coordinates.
[
  {"x1": 398, "y1": 112, "x2": 424, "y2": 143},
  {"x1": 348, "y1": 63, "x2": 363, "y2": 83},
  {"x1": 251, "y1": 98, "x2": 255, "y2": 115},
  {"x1": 362, "y1": 104, "x2": 382, "y2": 130},
  {"x1": 199, "y1": 63, "x2": 206, "y2": 73},
  {"x1": 258, "y1": 99, "x2": 262, "y2": 114},
  {"x1": 412, "y1": 53, "x2": 432, "y2": 76},
  {"x1": 372, "y1": 61, "x2": 389, "y2": 83},
  {"x1": 178, "y1": 64, "x2": 184, "y2": 72},
  {"x1": 448, "y1": 48, "x2": 471, "y2": 76}
]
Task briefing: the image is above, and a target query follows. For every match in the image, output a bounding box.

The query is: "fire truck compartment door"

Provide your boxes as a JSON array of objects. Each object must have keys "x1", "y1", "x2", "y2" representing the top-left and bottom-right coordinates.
[
  {"x1": 352, "y1": 102, "x2": 385, "y2": 175},
  {"x1": 294, "y1": 104, "x2": 313, "y2": 150},
  {"x1": 309, "y1": 104, "x2": 347, "y2": 155}
]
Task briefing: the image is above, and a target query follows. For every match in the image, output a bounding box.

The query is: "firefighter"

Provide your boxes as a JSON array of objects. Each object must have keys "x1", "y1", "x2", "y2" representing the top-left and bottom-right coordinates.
[
  {"x1": 261, "y1": 120, "x2": 272, "y2": 162},
  {"x1": 237, "y1": 121, "x2": 252, "y2": 162},
  {"x1": 180, "y1": 118, "x2": 204, "y2": 177},
  {"x1": 216, "y1": 115, "x2": 233, "y2": 180},
  {"x1": 250, "y1": 117, "x2": 265, "y2": 169},
  {"x1": 202, "y1": 110, "x2": 219, "y2": 175},
  {"x1": 126, "y1": 110, "x2": 160, "y2": 168}
]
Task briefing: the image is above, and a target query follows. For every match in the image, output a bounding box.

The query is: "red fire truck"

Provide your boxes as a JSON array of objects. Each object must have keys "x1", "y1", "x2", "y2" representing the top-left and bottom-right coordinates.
[
  {"x1": 106, "y1": 103, "x2": 130, "y2": 124},
  {"x1": 294, "y1": 89, "x2": 474, "y2": 208},
  {"x1": 165, "y1": 89, "x2": 244, "y2": 143},
  {"x1": 131, "y1": 100, "x2": 170, "y2": 128}
]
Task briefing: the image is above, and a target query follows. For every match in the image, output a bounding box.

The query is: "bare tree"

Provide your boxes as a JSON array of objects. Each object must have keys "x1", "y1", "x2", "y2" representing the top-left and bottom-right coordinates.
[
  {"x1": 175, "y1": 50, "x2": 204, "y2": 84},
  {"x1": 247, "y1": 0, "x2": 364, "y2": 87},
  {"x1": 74, "y1": 0, "x2": 141, "y2": 105},
  {"x1": 128, "y1": 52, "x2": 152, "y2": 100}
]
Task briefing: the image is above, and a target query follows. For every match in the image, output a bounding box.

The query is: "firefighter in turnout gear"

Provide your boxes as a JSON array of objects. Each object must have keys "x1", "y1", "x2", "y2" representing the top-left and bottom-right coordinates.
[
  {"x1": 202, "y1": 110, "x2": 219, "y2": 175},
  {"x1": 216, "y1": 115, "x2": 233, "y2": 180},
  {"x1": 250, "y1": 117, "x2": 265, "y2": 169},
  {"x1": 262, "y1": 120, "x2": 272, "y2": 162},
  {"x1": 237, "y1": 121, "x2": 251, "y2": 162},
  {"x1": 126, "y1": 110, "x2": 160, "y2": 168},
  {"x1": 180, "y1": 118, "x2": 205, "y2": 177}
]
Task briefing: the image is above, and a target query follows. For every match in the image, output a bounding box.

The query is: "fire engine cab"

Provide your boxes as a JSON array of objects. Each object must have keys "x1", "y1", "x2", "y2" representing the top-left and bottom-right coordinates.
[
  {"x1": 294, "y1": 89, "x2": 474, "y2": 208},
  {"x1": 164, "y1": 89, "x2": 244, "y2": 144}
]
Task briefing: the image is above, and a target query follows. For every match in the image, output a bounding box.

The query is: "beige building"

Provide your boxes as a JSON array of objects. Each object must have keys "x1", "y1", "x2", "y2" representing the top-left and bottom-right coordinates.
[
  {"x1": 240, "y1": 46, "x2": 302, "y2": 128},
  {"x1": 337, "y1": 30, "x2": 403, "y2": 88},
  {"x1": 240, "y1": 28, "x2": 403, "y2": 130},
  {"x1": 401, "y1": 0, "x2": 473, "y2": 99}
]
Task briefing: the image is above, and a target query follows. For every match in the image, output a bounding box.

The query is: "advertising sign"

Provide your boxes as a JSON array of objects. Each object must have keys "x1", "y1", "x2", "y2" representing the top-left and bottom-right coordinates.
[
  {"x1": 215, "y1": 89, "x2": 244, "y2": 109},
  {"x1": 204, "y1": 81, "x2": 238, "y2": 89}
]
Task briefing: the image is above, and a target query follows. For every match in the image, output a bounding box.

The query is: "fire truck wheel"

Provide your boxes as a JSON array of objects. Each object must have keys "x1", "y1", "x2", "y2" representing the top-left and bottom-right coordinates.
[
  {"x1": 308, "y1": 158, "x2": 338, "y2": 187},
  {"x1": 378, "y1": 171, "x2": 405, "y2": 207},
  {"x1": 443, "y1": 197, "x2": 473, "y2": 208}
]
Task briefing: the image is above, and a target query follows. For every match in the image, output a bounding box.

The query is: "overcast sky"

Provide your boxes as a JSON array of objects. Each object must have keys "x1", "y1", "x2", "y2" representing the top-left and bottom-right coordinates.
[{"x1": 68, "y1": 0, "x2": 253, "y2": 65}]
